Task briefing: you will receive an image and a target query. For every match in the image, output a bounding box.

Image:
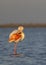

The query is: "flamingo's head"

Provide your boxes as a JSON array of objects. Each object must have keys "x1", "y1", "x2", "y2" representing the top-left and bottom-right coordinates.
[{"x1": 18, "y1": 26, "x2": 24, "y2": 32}]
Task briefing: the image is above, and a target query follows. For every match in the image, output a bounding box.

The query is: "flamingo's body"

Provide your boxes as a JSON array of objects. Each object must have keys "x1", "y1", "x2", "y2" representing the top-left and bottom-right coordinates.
[
  {"x1": 9, "y1": 26, "x2": 25, "y2": 55},
  {"x1": 9, "y1": 30, "x2": 25, "y2": 43}
]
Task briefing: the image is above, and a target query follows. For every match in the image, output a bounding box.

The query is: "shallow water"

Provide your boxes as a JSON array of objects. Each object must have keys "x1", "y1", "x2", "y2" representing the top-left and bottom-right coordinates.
[{"x1": 0, "y1": 28, "x2": 46, "y2": 65}]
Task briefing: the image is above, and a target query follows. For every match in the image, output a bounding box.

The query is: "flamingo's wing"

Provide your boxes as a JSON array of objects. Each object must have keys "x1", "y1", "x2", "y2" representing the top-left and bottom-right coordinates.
[
  {"x1": 9, "y1": 30, "x2": 17, "y2": 43},
  {"x1": 14, "y1": 32, "x2": 25, "y2": 43}
]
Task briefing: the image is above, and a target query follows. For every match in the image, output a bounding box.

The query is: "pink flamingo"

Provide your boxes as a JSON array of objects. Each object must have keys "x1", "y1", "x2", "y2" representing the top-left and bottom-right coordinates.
[{"x1": 8, "y1": 26, "x2": 25, "y2": 55}]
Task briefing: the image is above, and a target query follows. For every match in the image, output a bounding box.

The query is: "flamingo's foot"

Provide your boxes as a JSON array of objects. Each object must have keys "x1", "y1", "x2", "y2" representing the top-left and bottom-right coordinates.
[
  {"x1": 13, "y1": 53, "x2": 22, "y2": 56},
  {"x1": 13, "y1": 52, "x2": 17, "y2": 55},
  {"x1": 10, "y1": 53, "x2": 24, "y2": 57},
  {"x1": 14, "y1": 53, "x2": 17, "y2": 55},
  {"x1": 14, "y1": 52, "x2": 23, "y2": 56}
]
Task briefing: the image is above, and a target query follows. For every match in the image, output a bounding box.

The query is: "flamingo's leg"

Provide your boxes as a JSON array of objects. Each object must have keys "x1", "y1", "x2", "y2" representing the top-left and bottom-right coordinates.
[{"x1": 14, "y1": 43, "x2": 18, "y2": 55}]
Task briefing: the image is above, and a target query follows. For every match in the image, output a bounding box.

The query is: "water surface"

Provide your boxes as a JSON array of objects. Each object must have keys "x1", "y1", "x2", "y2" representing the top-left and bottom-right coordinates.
[{"x1": 0, "y1": 28, "x2": 46, "y2": 65}]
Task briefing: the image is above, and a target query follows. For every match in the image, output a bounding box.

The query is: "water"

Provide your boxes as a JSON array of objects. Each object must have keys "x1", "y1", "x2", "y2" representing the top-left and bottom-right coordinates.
[{"x1": 0, "y1": 28, "x2": 46, "y2": 65}]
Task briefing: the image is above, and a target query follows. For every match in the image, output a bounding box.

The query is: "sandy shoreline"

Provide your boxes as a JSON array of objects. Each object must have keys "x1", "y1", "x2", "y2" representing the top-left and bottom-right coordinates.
[{"x1": 0, "y1": 23, "x2": 46, "y2": 28}]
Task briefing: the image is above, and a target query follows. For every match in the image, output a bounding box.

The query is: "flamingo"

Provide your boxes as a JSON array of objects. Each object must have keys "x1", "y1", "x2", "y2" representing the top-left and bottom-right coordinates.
[{"x1": 8, "y1": 26, "x2": 25, "y2": 55}]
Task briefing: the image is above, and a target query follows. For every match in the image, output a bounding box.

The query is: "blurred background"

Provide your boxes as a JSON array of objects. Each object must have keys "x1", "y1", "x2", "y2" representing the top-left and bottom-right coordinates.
[{"x1": 0, "y1": 0, "x2": 46, "y2": 25}]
